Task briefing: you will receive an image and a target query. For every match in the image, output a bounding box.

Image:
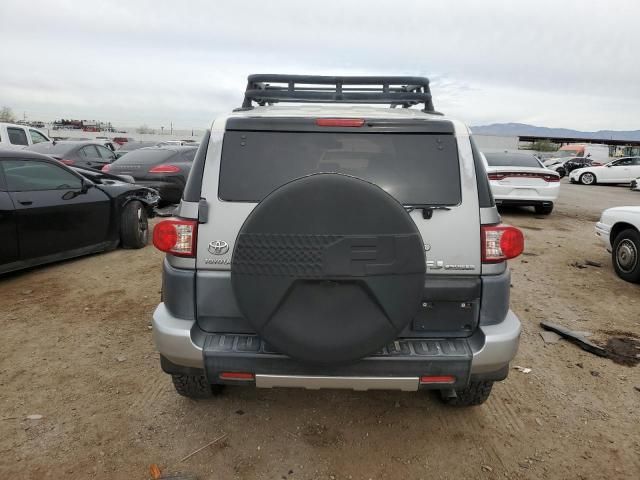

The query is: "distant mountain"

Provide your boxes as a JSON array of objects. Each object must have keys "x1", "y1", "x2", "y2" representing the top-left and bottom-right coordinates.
[{"x1": 470, "y1": 123, "x2": 640, "y2": 142}]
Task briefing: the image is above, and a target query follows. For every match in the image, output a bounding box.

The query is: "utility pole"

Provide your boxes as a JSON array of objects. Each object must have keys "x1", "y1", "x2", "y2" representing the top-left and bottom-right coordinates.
[{"x1": 170, "y1": 122, "x2": 173, "y2": 135}]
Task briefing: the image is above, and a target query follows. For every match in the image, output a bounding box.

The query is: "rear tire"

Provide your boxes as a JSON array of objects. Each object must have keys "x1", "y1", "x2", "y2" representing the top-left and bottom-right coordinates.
[
  {"x1": 171, "y1": 374, "x2": 223, "y2": 399},
  {"x1": 580, "y1": 172, "x2": 596, "y2": 185},
  {"x1": 120, "y1": 201, "x2": 148, "y2": 249},
  {"x1": 535, "y1": 203, "x2": 553, "y2": 215},
  {"x1": 441, "y1": 380, "x2": 494, "y2": 406},
  {"x1": 612, "y1": 229, "x2": 640, "y2": 283}
]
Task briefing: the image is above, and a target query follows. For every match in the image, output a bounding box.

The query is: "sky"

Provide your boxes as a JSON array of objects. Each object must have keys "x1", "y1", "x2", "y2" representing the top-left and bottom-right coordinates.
[{"x1": 1, "y1": 0, "x2": 639, "y2": 131}]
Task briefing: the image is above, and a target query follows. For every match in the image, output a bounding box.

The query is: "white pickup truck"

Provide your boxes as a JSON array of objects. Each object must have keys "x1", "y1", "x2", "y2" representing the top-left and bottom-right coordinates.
[
  {"x1": 0, "y1": 122, "x2": 51, "y2": 149},
  {"x1": 596, "y1": 206, "x2": 640, "y2": 283}
]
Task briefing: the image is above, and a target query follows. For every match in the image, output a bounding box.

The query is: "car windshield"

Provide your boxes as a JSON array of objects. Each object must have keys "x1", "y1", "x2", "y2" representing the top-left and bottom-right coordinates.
[
  {"x1": 484, "y1": 153, "x2": 542, "y2": 168},
  {"x1": 114, "y1": 148, "x2": 177, "y2": 164},
  {"x1": 26, "y1": 142, "x2": 77, "y2": 155},
  {"x1": 219, "y1": 130, "x2": 461, "y2": 205}
]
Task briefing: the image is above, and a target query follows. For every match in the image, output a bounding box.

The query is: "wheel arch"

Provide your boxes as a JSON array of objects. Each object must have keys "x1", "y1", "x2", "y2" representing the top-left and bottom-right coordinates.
[{"x1": 610, "y1": 222, "x2": 637, "y2": 245}]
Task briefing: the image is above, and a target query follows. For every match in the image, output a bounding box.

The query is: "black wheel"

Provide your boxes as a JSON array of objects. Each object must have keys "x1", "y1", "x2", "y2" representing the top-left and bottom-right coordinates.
[
  {"x1": 612, "y1": 229, "x2": 640, "y2": 283},
  {"x1": 556, "y1": 168, "x2": 566, "y2": 178},
  {"x1": 171, "y1": 374, "x2": 223, "y2": 399},
  {"x1": 441, "y1": 381, "x2": 494, "y2": 406},
  {"x1": 580, "y1": 172, "x2": 596, "y2": 185},
  {"x1": 535, "y1": 203, "x2": 553, "y2": 215},
  {"x1": 120, "y1": 201, "x2": 148, "y2": 248}
]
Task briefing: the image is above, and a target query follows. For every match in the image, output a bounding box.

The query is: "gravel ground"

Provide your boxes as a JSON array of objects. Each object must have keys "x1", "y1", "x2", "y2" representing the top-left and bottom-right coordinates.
[{"x1": 1, "y1": 181, "x2": 639, "y2": 480}]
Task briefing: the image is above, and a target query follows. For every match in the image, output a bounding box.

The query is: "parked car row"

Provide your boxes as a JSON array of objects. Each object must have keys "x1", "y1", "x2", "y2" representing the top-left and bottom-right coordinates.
[{"x1": 0, "y1": 149, "x2": 159, "y2": 275}]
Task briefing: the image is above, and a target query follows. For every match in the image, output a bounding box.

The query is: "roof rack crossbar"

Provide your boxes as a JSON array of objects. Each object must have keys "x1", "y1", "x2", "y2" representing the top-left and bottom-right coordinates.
[{"x1": 241, "y1": 74, "x2": 437, "y2": 112}]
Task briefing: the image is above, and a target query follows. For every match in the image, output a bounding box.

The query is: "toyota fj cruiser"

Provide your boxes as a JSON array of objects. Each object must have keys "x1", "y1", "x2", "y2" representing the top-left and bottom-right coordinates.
[{"x1": 151, "y1": 75, "x2": 523, "y2": 406}]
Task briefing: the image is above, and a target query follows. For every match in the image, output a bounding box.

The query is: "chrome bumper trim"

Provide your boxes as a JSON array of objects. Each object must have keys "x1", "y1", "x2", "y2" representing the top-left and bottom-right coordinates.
[{"x1": 255, "y1": 374, "x2": 419, "y2": 391}]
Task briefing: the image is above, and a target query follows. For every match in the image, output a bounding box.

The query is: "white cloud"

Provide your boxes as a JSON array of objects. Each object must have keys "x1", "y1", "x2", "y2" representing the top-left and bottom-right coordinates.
[{"x1": 1, "y1": 0, "x2": 638, "y2": 130}]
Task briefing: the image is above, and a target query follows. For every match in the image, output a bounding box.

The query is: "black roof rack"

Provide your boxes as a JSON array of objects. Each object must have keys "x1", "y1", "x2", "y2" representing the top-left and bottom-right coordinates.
[{"x1": 240, "y1": 74, "x2": 439, "y2": 113}]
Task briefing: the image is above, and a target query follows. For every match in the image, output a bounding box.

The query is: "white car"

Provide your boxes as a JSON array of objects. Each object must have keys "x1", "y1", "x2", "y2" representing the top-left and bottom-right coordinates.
[
  {"x1": 0, "y1": 122, "x2": 51, "y2": 150},
  {"x1": 483, "y1": 151, "x2": 560, "y2": 215},
  {"x1": 570, "y1": 157, "x2": 640, "y2": 185},
  {"x1": 596, "y1": 206, "x2": 640, "y2": 283}
]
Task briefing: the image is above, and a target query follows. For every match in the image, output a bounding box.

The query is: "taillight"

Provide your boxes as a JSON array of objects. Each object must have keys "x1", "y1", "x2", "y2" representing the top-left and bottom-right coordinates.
[
  {"x1": 102, "y1": 164, "x2": 111, "y2": 172},
  {"x1": 149, "y1": 164, "x2": 180, "y2": 173},
  {"x1": 60, "y1": 159, "x2": 75, "y2": 165},
  {"x1": 420, "y1": 375, "x2": 456, "y2": 385},
  {"x1": 488, "y1": 172, "x2": 559, "y2": 182},
  {"x1": 315, "y1": 118, "x2": 365, "y2": 127},
  {"x1": 152, "y1": 219, "x2": 197, "y2": 257},
  {"x1": 481, "y1": 225, "x2": 524, "y2": 263}
]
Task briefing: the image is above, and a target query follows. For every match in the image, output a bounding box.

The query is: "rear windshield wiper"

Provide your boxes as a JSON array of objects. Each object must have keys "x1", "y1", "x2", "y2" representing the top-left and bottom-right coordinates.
[{"x1": 404, "y1": 205, "x2": 452, "y2": 219}]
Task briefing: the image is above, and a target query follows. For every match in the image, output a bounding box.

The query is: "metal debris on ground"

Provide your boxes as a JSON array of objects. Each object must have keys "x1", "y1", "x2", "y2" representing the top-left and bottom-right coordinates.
[
  {"x1": 584, "y1": 260, "x2": 603, "y2": 267},
  {"x1": 540, "y1": 321, "x2": 608, "y2": 358},
  {"x1": 513, "y1": 366, "x2": 532, "y2": 374}
]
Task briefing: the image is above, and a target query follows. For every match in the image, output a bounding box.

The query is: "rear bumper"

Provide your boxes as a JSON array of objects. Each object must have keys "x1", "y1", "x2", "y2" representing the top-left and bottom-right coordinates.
[
  {"x1": 490, "y1": 182, "x2": 560, "y2": 203},
  {"x1": 152, "y1": 304, "x2": 521, "y2": 390},
  {"x1": 131, "y1": 179, "x2": 183, "y2": 203}
]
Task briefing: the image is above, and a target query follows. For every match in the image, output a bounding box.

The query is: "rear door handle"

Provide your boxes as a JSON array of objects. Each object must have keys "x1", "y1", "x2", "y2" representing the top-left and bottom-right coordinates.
[{"x1": 18, "y1": 200, "x2": 33, "y2": 206}]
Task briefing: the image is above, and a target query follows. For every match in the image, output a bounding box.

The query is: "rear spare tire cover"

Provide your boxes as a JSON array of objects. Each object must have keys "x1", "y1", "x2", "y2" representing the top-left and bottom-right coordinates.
[{"x1": 231, "y1": 174, "x2": 426, "y2": 365}]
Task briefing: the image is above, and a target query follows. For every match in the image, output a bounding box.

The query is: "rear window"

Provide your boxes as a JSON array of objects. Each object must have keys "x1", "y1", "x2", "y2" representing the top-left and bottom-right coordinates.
[
  {"x1": 115, "y1": 148, "x2": 176, "y2": 164},
  {"x1": 219, "y1": 131, "x2": 460, "y2": 205},
  {"x1": 485, "y1": 153, "x2": 542, "y2": 168}
]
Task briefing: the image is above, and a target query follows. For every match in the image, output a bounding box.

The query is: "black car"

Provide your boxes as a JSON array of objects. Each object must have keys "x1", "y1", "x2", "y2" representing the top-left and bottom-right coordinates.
[
  {"x1": 0, "y1": 150, "x2": 159, "y2": 275},
  {"x1": 104, "y1": 145, "x2": 198, "y2": 204},
  {"x1": 26, "y1": 141, "x2": 117, "y2": 169}
]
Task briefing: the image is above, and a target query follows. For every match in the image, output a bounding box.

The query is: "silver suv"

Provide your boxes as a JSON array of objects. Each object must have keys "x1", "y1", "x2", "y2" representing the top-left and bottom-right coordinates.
[{"x1": 151, "y1": 75, "x2": 523, "y2": 406}]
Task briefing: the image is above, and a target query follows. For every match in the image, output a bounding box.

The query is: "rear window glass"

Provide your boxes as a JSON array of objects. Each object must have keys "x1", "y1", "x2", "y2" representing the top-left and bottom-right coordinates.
[
  {"x1": 219, "y1": 131, "x2": 460, "y2": 205},
  {"x1": 115, "y1": 148, "x2": 176, "y2": 164},
  {"x1": 484, "y1": 153, "x2": 542, "y2": 168}
]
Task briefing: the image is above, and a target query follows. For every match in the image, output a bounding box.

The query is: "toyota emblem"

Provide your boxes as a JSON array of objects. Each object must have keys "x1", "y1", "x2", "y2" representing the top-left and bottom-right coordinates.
[{"x1": 208, "y1": 240, "x2": 229, "y2": 255}]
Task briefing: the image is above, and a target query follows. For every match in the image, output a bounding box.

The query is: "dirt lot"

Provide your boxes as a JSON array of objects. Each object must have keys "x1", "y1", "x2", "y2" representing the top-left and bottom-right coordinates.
[{"x1": 1, "y1": 181, "x2": 639, "y2": 480}]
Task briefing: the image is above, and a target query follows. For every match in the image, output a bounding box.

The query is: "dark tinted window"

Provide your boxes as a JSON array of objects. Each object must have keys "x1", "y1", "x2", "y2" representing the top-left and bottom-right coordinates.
[
  {"x1": 1, "y1": 160, "x2": 82, "y2": 191},
  {"x1": 7, "y1": 127, "x2": 28, "y2": 146},
  {"x1": 115, "y1": 148, "x2": 180, "y2": 165},
  {"x1": 470, "y1": 136, "x2": 494, "y2": 208},
  {"x1": 485, "y1": 153, "x2": 542, "y2": 168},
  {"x1": 80, "y1": 145, "x2": 100, "y2": 158},
  {"x1": 219, "y1": 131, "x2": 461, "y2": 205},
  {"x1": 96, "y1": 145, "x2": 115, "y2": 160},
  {"x1": 612, "y1": 158, "x2": 634, "y2": 166}
]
